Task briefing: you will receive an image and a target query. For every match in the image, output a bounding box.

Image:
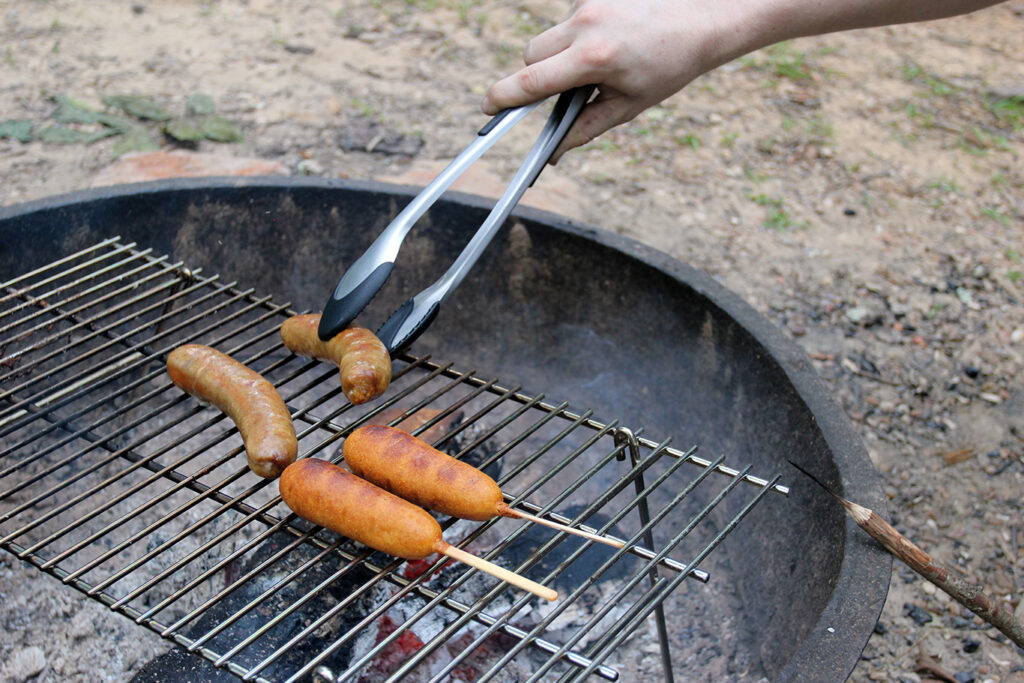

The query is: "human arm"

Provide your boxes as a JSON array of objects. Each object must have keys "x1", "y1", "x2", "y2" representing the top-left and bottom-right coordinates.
[{"x1": 482, "y1": 0, "x2": 1007, "y2": 162}]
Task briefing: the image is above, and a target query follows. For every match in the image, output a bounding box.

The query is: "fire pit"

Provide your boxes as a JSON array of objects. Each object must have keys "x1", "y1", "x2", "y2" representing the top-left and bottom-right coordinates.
[{"x1": 0, "y1": 177, "x2": 889, "y2": 681}]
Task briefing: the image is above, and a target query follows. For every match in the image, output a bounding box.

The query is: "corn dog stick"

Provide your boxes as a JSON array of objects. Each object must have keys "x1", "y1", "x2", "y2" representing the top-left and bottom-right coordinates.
[
  {"x1": 437, "y1": 541, "x2": 558, "y2": 602},
  {"x1": 496, "y1": 505, "x2": 625, "y2": 549}
]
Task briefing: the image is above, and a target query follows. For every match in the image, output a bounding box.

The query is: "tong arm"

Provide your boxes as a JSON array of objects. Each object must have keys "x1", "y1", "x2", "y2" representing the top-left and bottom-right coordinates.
[
  {"x1": 376, "y1": 86, "x2": 595, "y2": 353},
  {"x1": 318, "y1": 101, "x2": 541, "y2": 340}
]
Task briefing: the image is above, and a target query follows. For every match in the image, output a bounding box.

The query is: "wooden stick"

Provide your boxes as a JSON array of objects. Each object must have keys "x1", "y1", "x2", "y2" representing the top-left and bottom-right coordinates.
[
  {"x1": 497, "y1": 505, "x2": 625, "y2": 549},
  {"x1": 435, "y1": 541, "x2": 558, "y2": 602},
  {"x1": 788, "y1": 460, "x2": 1024, "y2": 649}
]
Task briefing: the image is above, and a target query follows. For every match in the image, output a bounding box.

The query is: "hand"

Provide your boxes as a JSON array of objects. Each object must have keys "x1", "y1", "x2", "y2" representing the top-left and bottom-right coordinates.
[
  {"x1": 482, "y1": 0, "x2": 1007, "y2": 163},
  {"x1": 482, "y1": 0, "x2": 745, "y2": 163}
]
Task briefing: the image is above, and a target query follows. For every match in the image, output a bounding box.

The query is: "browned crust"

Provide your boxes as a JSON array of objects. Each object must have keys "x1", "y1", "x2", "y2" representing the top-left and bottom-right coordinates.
[
  {"x1": 280, "y1": 314, "x2": 391, "y2": 404},
  {"x1": 343, "y1": 424, "x2": 503, "y2": 521},
  {"x1": 279, "y1": 458, "x2": 441, "y2": 559},
  {"x1": 167, "y1": 344, "x2": 297, "y2": 478}
]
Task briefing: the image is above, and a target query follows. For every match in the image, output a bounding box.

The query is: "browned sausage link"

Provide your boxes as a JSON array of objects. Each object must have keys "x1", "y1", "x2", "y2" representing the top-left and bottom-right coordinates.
[
  {"x1": 167, "y1": 344, "x2": 297, "y2": 479},
  {"x1": 343, "y1": 425, "x2": 505, "y2": 521},
  {"x1": 280, "y1": 313, "x2": 391, "y2": 405},
  {"x1": 279, "y1": 458, "x2": 441, "y2": 559}
]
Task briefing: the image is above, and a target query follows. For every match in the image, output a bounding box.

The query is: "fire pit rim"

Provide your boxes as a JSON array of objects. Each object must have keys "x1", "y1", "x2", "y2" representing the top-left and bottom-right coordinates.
[{"x1": 0, "y1": 176, "x2": 891, "y2": 681}]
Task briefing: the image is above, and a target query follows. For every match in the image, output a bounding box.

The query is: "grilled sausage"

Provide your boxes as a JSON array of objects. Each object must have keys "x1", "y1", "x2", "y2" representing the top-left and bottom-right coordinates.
[
  {"x1": 279, "y1": 458, "x2": 441, "y2": 559},
  {"x1": 167, "y1": 344, "x2": 297, "y2": 479},
  {"x1": 280, "y1": 313, "x2": 390, "y2": 405},
  {"x1": 343, "y1": 425, "x2": 506, "y2": 521}
]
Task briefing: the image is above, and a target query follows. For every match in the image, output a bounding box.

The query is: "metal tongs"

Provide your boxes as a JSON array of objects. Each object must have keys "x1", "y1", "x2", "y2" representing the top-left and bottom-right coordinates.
[{"x1": 318, "y1": 86, "x2": 595, "y2": 352}]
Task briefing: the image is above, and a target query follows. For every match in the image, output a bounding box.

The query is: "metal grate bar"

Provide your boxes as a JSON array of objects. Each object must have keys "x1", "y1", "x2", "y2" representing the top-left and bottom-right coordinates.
[
  {"x1": 0, "y1": 252, "x2": 179, "y2": 341},
  {"x1": 0, "y1": 271, "x2": 237, "y2": 407},
  {"x1": 0, "y1": 236, "x2": 121, "y2": 295},
  {"x1": 130, "y1": 358, "x2": 448, "y2": 633},
  {"x1": 431, "y1": 439, "x2": 696, "y2": 683},
  {"x1": 1, "y1": 238, "x2": 787, "y2": 682},
  {"x1": 271, "y1": 402, "x2": 601, "y2": 681},
  {"x1": 0, "y1": 237, "x2": 134, "y2": 307},
  {"x1": 564, "y1": 474, "x2": 782, "y2": 682},
  {"x1": 520, "y1": 455, "x2": 738, "y2": 683},
  {"x1": 416, "y1": 361, "x2": 789, "y2": 496},
  {"x1": 0, "y1": 296, "x2": 284, "y2": 535},
  {"x1": 0, "y1": 303, "x2": 290, "y2": 494},
  {"x1": 338, "y1": 412, "x2": 619, "y2": 682}
]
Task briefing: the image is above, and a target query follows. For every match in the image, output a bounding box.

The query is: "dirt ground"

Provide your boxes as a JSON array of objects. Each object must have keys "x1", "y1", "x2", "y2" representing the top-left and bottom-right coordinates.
[{"x1": 2, "y1": 1, "x2": 1023, "y2": 681}]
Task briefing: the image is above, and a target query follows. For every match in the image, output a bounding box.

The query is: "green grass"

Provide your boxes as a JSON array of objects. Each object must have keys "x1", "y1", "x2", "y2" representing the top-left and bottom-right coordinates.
[
  {"x1": 902, "y1": 62, "x2": 958, "y2": 97},
  {"x1": 985, "y1": 95, "x2": 1024, "y2": 130},
  {"x1": 744, "y1": 166, "x2": 769, "y2": 182},
  {"x1": 982, "y1": 206, "x2": 1010, "y2": 226},
  {"x1": 720, "y1": 132, "x2": 738, "y2": 148},
  {"x1": 905, "y1": 102, "x2": 935, "y2": 129},
  {"x1": 806, "y1": 116, "x2": 833, "y2": 142},
  {"x1": 677, "y1": 133, "x2": 701, "y2": 150},
  {"x1": 924, "y1": 176, "x2": 961, "y2": 194},
  {"x1": 491, "y1": 42, "x2": 518, "y2": 67},
  {"x1": 747, "y1": 191, "x2": 801, "y2": 229},
  {"x1": 766, "y1": 42, "x2": 811, "y2": 81}
]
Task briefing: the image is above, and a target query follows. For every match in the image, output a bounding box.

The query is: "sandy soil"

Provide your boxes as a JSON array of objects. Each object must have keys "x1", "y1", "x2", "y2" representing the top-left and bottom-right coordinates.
[{"x1": 2, "y1": 1, "x2": 1023, "y2": 681}]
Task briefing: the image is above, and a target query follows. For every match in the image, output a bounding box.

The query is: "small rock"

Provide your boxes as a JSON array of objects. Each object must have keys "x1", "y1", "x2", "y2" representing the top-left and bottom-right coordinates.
[
  {"x1": 844, "y1": 207, "x2": 857, "y2": 216},
  {"x1": 963, "y1": 365, "x2": 981, "y2": 378},
  {"x1": 846, "y1": 301, "x2": 886, "y2": 326},
  {"x1": 297, "y1": 159, "x2": 324, "y2": 175},
  {"x1": 904, "y1": 603, "x2": 933, "y2": 626},
  {"x1": 954, "y1": 672, "x2": 975, "y2": 683},
  {"x1": 963, "y1": 638, "x2": 981, "y2": 653},
  {"x1": 338, "y1": 117, "x2": 424, "y2": 156},
  {"x1": 4, "y1": 646, "x2": 46, "y2": 680},
  {"x1": 951, "y1": 615, "x2": 972, "y2": 629},
  {"x1": 874, "y1": 621, "x2": 888, "y2": 635},
  {"x1": 69, "y1": 611, "x2": 93, "y2": 639}
]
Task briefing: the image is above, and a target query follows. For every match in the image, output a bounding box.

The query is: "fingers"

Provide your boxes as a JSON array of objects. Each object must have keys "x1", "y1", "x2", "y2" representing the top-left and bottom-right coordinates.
[
  {"x1": 549, "y1": 92, "x2": 636, "y2": 164},
  {"x1": 522, "y1": 22, "x2": 573, "y2": 66},
  {"x1": 482, "y1": 48, "x2": 590, "y2": 115}
]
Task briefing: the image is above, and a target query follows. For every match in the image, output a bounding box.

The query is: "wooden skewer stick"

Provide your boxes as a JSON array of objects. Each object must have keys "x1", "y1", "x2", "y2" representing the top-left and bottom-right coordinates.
[
  {"x1": 788, "y1": 460, "x2": 1024, "y2": 649},
  {"x1": 497, "y1": 505, "x2": 625, "y2": 549},
  {"x1": 436, "y1": 541, "x2": 558, "y2": 602}
]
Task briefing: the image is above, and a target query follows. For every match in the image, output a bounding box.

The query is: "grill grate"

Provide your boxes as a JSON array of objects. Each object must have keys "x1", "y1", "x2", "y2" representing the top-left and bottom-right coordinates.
[{"x1": 1, "y1": 238, "x2": 786, "y2": 682}]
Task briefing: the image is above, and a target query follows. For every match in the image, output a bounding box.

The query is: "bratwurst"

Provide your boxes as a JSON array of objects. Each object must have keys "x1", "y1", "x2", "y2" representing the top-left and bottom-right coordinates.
[
  {"x1": 167, "y1": 344, "x2": 297, "y2": 478},
  {"x1": 280, "y1": 313, "x2": 390, "y2": 404}
]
